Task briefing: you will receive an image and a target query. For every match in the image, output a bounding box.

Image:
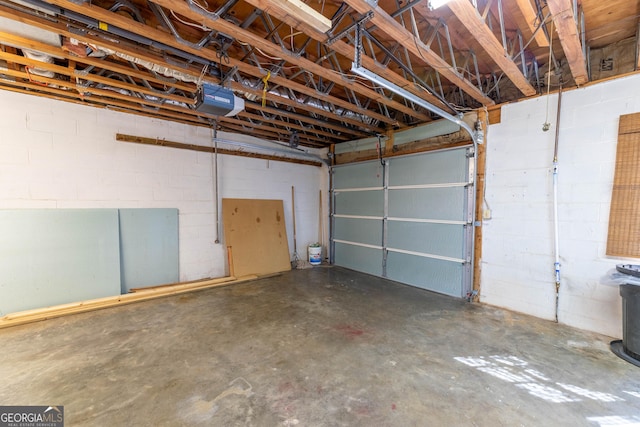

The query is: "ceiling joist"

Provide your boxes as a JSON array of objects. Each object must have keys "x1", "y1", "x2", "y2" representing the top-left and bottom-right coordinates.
[
  {"x1": 513, "y1": 0, "x2": 549, "y2": 48},
  {"x1": 0, "y1": 0, "x2": 637, "y2": 147},
  {"x1": 343, "y1": 0, "x2": 495, "y2": 106},
  {"x1": 447, "y1": 0, "x2": 537, "y2": 97},
  {"x1": 36, "y1": 0, "x2": 392, "y2": 131},
  {"x1": 148, "y1": 0, "x2": 427, "y2": 125},
  {"x1": 546, "y1": 0, "x2": 589, "y2": 86}
]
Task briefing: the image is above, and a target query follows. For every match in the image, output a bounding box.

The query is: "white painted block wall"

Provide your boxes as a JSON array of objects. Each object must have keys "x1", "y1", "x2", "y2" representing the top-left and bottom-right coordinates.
[
  {"x1": 0, "y1": 90, "x2": 327, "y2": 283},
  {"x1": 481, "y1": 73, "x2": 640, "y2": 337}
]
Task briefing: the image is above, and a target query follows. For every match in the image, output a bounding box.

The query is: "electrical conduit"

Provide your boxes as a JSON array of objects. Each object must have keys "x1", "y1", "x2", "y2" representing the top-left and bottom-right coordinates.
[{"x1": 553, "y1": 82, "x2": 563, "y2": 323}]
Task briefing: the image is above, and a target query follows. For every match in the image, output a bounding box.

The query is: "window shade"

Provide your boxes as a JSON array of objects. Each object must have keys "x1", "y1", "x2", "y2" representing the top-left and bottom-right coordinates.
[{"x1": 607, "y1": 113, "x2": 640, "y2": 257}]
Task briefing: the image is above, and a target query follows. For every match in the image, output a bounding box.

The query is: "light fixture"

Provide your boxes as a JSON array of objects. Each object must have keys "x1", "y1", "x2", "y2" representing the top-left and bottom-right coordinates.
[{"x1": 428, "y1": 0, "x2": 453, "y2": 10}]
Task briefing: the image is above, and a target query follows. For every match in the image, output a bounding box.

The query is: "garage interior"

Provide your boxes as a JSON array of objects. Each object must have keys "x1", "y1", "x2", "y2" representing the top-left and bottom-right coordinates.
[{"x1": 1, "y1": 0, "x2": 640, "y2": 425}]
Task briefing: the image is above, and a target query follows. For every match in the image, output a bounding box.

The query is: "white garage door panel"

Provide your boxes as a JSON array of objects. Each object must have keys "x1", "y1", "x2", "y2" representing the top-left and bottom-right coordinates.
[
  {"x1": 389, "y1": 149, "x2": 467, "y2": 185},
  {"x1": 334, "y1": 217, "x2": 382, "y2": 247},
  {"x1": 387, "y1": 222, "x2": 464, "y2": 259},
  {"x1": 388, "y1": 187, "x2": 466, "y2": 221},
  {"x1": 334, "y1": 190, "x2": 384, "y2": 217},
  {"x1": 333, "y1": 161, "x2": 383, "y2": 189},
  {"x1": 386, "y1": 252, "x2": 463, "y2": 297},
  {"x1": 332, "y1": 147, "x2": 472, "y2": 298},
  {"x1": 334, "y1": 242, "x2": 383, "y2": 277}
]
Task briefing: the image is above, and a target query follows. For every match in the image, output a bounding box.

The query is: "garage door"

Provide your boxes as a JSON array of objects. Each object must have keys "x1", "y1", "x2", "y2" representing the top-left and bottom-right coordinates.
[{"x1": 331, "y1": 147, "x2": 474, "y2": 298}]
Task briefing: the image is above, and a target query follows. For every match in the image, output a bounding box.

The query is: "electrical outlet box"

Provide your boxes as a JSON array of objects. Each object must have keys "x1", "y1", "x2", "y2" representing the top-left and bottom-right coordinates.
[{"x1": 483, "y1": 209, "x2": 492, "y2": 220}]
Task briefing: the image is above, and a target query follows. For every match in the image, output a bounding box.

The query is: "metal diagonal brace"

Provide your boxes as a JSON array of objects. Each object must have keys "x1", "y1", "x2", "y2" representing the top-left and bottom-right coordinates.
[{"x1": 326, "y1": 11, "x2": 373, "y2": 45}]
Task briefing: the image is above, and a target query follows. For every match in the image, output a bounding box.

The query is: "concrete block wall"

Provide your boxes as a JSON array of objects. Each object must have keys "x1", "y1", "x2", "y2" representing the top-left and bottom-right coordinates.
[
  {"x1": 0, "y1": 90, "x2": 327, "y2": 283},
  {"x1": 481, "y1": 73, "x2": 640, "y2": 337}
]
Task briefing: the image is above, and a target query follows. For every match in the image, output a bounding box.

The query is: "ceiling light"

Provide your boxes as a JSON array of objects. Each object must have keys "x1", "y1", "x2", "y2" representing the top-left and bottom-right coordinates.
[{"x1": 429, "y1": 0, "x2": 453, "y2": 10}]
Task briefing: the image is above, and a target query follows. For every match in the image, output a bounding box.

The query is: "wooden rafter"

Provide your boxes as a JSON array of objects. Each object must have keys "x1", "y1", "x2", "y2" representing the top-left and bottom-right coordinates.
[
  {"x1": 0, "y1": 59, "x2": 330, "y2": 145},
  {"x1": 233, "y1": 83, "x2": 374, "y2": 133},
  {"x1": 514, "y1": 0, "x2": 549, "y2": 47},
  {"x1": 637, "y1": 20, "x2": 640, "y2": 71},
  {"x1": 447, "y1": 0, "x2": 537, "y2": 97},
  {"x1": 115, "y1": 134, "x2": 324, "y2": 167},
  {"x1": 147, "y1": 0, "x2": 428, "y2": 123},
  {"x1": 0, "y1": 31, "x2": 196, "y2": 91},
  {"x1": 245, "y1": 102, "x2": 367, "y2": 138},
  {"x1": 0, "y1": 6, "x2": 366, "y2": 141},
  {"x1": 238, "y1": 110, "x2": 341, "y2": 140},
  {"x1": 546, "y1": 0, "x2": 589, "y2": 86},
  {"x1": 342, "y1": 0, "x2": 495, "y2": 106},
  {"x1": 40, "y1": 0, "x2": 397, "y2": 128},
  {"x1": 0, "y1": 29, "x2": 358, "y2": 141},
  {"x1": 243, "y1": 0, "x2": 453, "y2": 110},
  {"x1": 38, "y1": 0, "x2": 421, "y2": 125},
  {"x1": 0, "y1": 31, "x2": 356, "y2": 139},
  {"x1": 0, "y1": 51, "x2": 196, "y2": 105}
]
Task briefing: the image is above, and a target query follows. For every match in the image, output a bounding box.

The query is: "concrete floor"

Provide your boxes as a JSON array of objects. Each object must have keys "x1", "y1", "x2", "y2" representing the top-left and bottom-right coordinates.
[{"x1": 0, "y1": 267, "x2": 639, "y2": 426}]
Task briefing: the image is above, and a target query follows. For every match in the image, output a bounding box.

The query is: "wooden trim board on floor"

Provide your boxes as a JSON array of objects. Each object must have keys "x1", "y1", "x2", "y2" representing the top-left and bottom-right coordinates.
[{"x1": 0, "y1": 275, "x2": 262, "y2": 329}]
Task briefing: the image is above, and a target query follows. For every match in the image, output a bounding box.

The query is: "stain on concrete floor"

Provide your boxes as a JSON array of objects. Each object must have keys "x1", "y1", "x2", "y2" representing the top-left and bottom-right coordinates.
[{"x1": 0, "y1": 267, "x2": 638, "y2": 426}]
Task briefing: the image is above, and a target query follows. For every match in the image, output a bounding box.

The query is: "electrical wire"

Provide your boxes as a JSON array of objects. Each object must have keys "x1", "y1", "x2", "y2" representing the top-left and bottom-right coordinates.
[
  {"x1": 190, "y1": 0, "x2": 214, "y2": 14},
  {"x1": 171, "y1": 10, "x2": 210, "y2": 31},
  {"x1": 196, "y1": 63, "x2": 208, "y2": 87},
  {"x1": 283, "y1": 30, "x2": 303, "y2": 51},
  {"x1": 544, "y1": 21, "x2": 555, "y2": 127}
]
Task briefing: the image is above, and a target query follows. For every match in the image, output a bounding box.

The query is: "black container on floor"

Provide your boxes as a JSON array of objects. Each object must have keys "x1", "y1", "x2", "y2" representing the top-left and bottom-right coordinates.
[{"x1": 611, "y1": 284, "x2": 640, "y2": 367}]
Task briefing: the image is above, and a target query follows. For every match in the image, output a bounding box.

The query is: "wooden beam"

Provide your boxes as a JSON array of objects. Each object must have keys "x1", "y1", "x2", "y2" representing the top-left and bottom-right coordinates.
[
  {"x1": 238, "y1": 110, "x2": 342, "y2": 140},
  {"x1": 266, "y1": 0, "x2": 332, "y2": 33},
  {"x1": 488, "y1": 105, "x2": 502, "y2": 124},
  {"x1": 0, "y1": 51, "x2": 196, "y2": 105},
  {"x1": 45, "y1": 2, "x2": 390, "y2": 129},
  {"x1": 149, "y1": 0, "x2": 427, "y2": 123},
  {"x1": 473, "y1": 108, "x2": 488, "y2": 302},
  {"x1": 342, "y1": 0, "x2": 496, "y2": 106},
  {"x1": 384, "y1": 129, "x2": 395, "y2": 155},
  {"x1": 0, "y1": 83, "x2": 214, "y2": 131},
  {"x1": 0, "y1": 72, "x2": 327, "y2": 146},
  {"x1": 447, "y1": 0, "x2": 537, "y2": 97},
  {"x1": 220, "y1": 115, "x2": 329, "y2": 145},
  {"x1": 0, "y1": 83, "x2": 304, "y2": 146},
  {"x1": 116, "y1": 133, "x2": 324, "y2": 167},
  {"x1": 0, "y1": 74, "x2": 204, "y2": 122},
  {"x1": 514, "y1": 0, "x2": 549, "y2": 47},
  {"x1": 335, "y1": 140, "x2": 471, "y2": 164},
  {"x1": 637, "y1": 20, "x2": 640, "y2": 71},
  {"x1": 40, "y1": 0, "x2": 421, "y2": 125},
  {"x1": 234, "y1": 83, "x2": 372, "y2": 134},
  {"x1": 0, "y1": 52, "x2": 331, "y2": 145},
  {"x1": 243, "y1": 0, "x2": 453, "y2": 110},
  {"x1": 546, "y1": 0, "x2": 589, "y2": 86},
  {"x1": 0, "y1": 38, "x2": 341, "y2": 145},
  {"x1": 0, "y1": 275, "x2": 263, "y2": 329},
  {"x1": 0, "y1": 5, "x2": 376, "y2": 136},
  {"x1": 129, "y1": 276, "x2": 236, "y2": 293},
  {"x1": 0, "y1": 31, "x2": 196, "y2": 92},
  {"x1": 244, "y1": 102, "x2": 365, "y2": 138}
]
